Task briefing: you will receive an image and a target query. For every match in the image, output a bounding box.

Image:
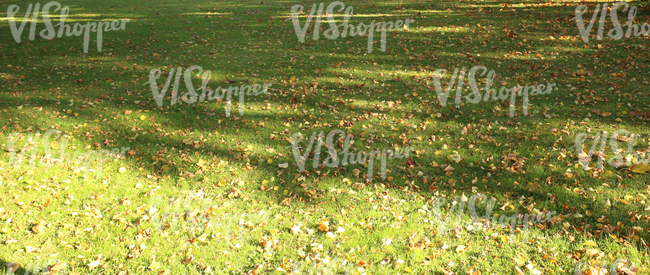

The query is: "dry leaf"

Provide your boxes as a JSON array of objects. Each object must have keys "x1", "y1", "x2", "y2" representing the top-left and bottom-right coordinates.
[
  {"x1": 318, "y1": 220, "x2": 330, "y2": 232},
  {"x1": 31, "y1": 220, "x2": 47, "y2": 234},
  {"x1": 148, "y1": 259, "x2": 161, "y2": 270},
  {"x1": 290, "y1": 224, "x2": 302, "y2": 235},
  {"x1": 630, "y1": 163, "x2": 650, "y2": 174},
  {"x1": 87, "y1": 260, "x2": 101, "y2": 270},
  {"x1": 5, "y1": 262, "x2": 20, "y2": 273},
  {"x1": 583, "y1": 240, "x2": 597, "y2": 247}
]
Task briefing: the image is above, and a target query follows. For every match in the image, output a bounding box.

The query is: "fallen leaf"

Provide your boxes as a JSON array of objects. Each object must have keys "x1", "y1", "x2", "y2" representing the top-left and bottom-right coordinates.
[
  {"x1": 318, "y1": 219, "x2": 330, "y2": 232},
  {"x1": 583, "y1": 240, "x2": 598, "y2": 247},
  {"x1": 148, "y1": 259, "x2": 161, "y2": 271},
  {"x1": 630, "y1": 163, "x2": 650, "y2": 174},
  {"x1": 290, "y1": 224, "x2": 302, "y2": 235},
  {"x1": 5, "y1": 262, "x2": 19, "y2": 273},
  {"x1": 31, "y1": 220, "x2": 47, "y2": 234},
  {"x1": 87, "y1": 260, "x2": 101, "y2": 270}
]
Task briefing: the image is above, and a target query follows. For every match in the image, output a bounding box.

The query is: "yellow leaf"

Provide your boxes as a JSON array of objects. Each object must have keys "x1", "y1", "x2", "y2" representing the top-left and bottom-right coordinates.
[
  {"x1": 630, "y1": 163, "x2": 650, "y2": 174},
  {"x1": 31, "y1": 220, "x2": 47, "y2": 234},
  {"x1": 514, "y1": 255, "x2": 526, "y2": 265},
  {"x1": 583, "y1": 240, "x2": 597, "y2": 247},
  {"x1": 148, "y1": 260, "x2": 161, "y2": 270},
  {"x1": 140, "y1": 115, "x2": 147, "y2": 120},
  {"x1": 87, "y1": 260, "x2": 101, "y2": 270}
]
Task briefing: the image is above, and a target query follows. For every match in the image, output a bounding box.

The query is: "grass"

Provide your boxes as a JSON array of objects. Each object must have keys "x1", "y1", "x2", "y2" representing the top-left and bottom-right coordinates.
[{"x1": 0, "y1": 0, "x2": 649, "y2": 274}]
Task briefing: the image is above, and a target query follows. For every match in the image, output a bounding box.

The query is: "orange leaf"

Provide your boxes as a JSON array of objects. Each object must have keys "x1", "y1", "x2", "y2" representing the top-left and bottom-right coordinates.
[
  {"x1": 318, "y1": 220, "x2": 329, "y2": 232},
  {"x1": 290, "y1": 224, "x2": 302, "y2": 235}
]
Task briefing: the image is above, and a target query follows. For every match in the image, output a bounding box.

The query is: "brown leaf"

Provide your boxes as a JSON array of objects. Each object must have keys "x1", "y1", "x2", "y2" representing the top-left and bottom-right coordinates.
[
  {"x1": 31, "y1": 220, "x2": 47, "y2": 234},
  {"x1": 5, "y1": 262, "x2": 20, "y2": 273}
]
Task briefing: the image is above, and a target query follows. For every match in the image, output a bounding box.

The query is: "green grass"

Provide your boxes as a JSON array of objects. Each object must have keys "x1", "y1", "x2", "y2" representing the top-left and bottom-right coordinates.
[{"x1": 1, "y1": 0, "x2": 650, "y2": 274}]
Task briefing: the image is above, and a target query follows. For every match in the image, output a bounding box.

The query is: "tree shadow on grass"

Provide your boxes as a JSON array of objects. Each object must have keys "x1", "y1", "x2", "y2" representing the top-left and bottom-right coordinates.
[{"x1": 0, "y1": 0, "x2": 649, "y2": 260}]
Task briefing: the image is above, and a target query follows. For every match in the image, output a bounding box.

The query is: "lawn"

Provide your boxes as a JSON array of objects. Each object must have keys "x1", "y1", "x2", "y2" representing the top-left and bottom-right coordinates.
[{"x1": 0, "y1": 0, "x2": 649, "y2": 274}]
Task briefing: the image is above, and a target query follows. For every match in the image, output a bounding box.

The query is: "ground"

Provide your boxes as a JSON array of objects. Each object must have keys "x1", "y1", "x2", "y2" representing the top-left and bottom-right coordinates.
[{"x1": 0, "y1": 0, "x2": 649, "y2": 274}]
